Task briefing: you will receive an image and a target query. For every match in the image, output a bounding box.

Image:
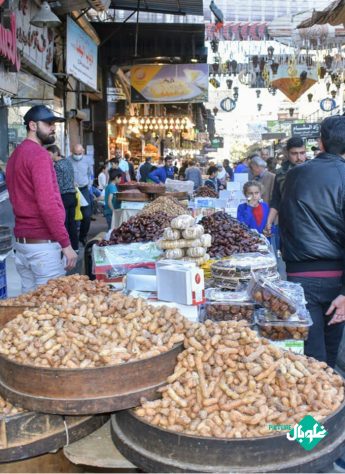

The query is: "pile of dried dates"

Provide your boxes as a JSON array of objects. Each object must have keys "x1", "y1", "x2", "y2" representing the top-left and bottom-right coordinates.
[
  {"x1": 99, "y1": 212, "x2": 171, "y2": 245},
  {"x1": 195, "y1": 186, "x2": 218, "y2": 198},
  {"x1": 200, "y1": 212, "x2": 262, "y2": 257}
]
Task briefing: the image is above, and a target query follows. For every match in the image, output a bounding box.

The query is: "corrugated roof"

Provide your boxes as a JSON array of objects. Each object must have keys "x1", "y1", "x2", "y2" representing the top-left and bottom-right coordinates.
[{"x1": 110, "y1": 0, "x2": 203, "y2": 16}]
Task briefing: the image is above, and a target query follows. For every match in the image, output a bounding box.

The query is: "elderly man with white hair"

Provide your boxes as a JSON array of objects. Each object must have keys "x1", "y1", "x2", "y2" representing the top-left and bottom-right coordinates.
[{"x1": 249, "y1": 155, "x2": 275, "y2": 204}]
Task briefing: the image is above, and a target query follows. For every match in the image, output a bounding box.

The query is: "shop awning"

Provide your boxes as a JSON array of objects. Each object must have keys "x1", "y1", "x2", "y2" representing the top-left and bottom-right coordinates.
[
  {"x1": 109, "y1": 0, "x2": 203, "y2": 16},
  {"x1": 297, "y1": 0, "x2": 345, "y2": 28}
]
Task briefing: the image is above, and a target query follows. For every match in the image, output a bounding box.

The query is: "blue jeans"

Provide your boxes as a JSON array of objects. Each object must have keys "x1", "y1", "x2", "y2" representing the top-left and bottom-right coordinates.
[{"x1": 288, "y1": 276, "x2": 344, "y2": 367}]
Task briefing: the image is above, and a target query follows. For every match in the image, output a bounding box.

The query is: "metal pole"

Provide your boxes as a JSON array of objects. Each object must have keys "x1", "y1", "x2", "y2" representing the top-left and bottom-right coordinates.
[{"x1": 134, "y1": 0, "x2": 141, "y2": 58}]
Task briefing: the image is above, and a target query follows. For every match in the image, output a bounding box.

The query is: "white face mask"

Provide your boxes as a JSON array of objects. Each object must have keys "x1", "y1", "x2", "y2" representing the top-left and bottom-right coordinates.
[{"x1": 72, "y1": 154, "x2": 83, "y2": 161}]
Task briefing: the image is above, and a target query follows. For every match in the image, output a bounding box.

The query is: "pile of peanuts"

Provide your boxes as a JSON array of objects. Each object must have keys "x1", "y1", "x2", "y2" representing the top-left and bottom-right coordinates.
[
  {"x1": 0, "y1": 292, "x2": 189, "y2": 368},
  {"x1": 0, "y1": 275, "x2": 110, "y2": 307},
  {"x1": 0, "y1": 396, "x2": 23, "y2": 416},
  {"x1": 136, "y1": 321, "x2": 344, "y2": 438}
]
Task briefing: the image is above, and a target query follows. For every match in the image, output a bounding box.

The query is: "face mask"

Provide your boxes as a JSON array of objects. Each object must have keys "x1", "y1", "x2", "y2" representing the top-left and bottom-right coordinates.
[{"x1": 72, "y1": 154, "x2": 83, "y2": 161}]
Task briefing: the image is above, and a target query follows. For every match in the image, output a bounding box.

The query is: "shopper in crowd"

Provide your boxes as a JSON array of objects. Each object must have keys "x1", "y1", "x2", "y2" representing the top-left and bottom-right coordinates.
[
  {"x1": 234, "y1": 157, "x2": 250, "y2": 173},
  {"x1": 178, "y1": 159, "x2": 189, "y2": 180},
  {"x1": 6, "y1": 105, "x2": 77, "y2": 292},
  {"x1": 47, "y1": 145, "x2": 78, "y2": 252},
  {"x1": 173, "y1": 160, "x2": 179, "y2": 176},
  {"x1": 124, "y1": 151, "x2": 136, "y2": 181},
  {"x1": 266, "y1": 157, "x2": 278, "y2": 173},
  {"x1": 137, "y1": 156, "x2": 153, "y2": 182},
  {"x1": 148, "y1": 156, "x2": 175, "y2": 184},
  {"x1": 0, "y1": 160, "x2": 5, "y2": 184},
  {"x1": 103, "y1": 168, "x2": 123, "y2": 231},
  {"x1": 118, "y1": 152, "x2": 130, "y2": 182},
  {"x1": 279, "y1": 115, "x2": 345, "y2": 369},
  {"x1": 260, "y1": 147, "x2": 270, "y2": 161},
  {"x1": 223, "y1": 159, "x2": 234, "y2": 182},
  {"x1": 265, "y1": 136, "x2": 307, "y2": 237},
  {"x1": 185, "y1": 159, "x2": 203, "y2": 190},
  {"x1": 249, "y1": 155, "x2": 275, "y2": 204},
  {"x1": 216, "y1": 164, "x2": 229, "y2": 188},
  {"x1": 237, "y1": 181, "x2": 269, "y2": 234},
  {"x1": 97, "y1": 164, "x2": 108, "y2": 191},
  {"x1": 204, "y1": 165, "x2": 223, "y2": 193},
  {"x1": 68, "y1": 144, "x2": 93, "y2": 246}
]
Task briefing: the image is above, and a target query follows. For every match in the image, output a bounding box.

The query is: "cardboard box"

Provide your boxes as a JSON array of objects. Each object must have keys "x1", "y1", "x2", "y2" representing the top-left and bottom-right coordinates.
[
  {"x1": 126, "y1": 268, "x2": 157, "y2": 292},
  {"x1": 156, "y1": 261, "x2": 205, "y2": 306}
]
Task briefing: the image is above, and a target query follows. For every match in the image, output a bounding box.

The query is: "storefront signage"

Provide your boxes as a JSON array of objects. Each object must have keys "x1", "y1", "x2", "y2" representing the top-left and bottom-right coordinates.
[
  {"x1": 291, "y1": 123, "x2": 321, "y2": 139},
  {"x1": 131, "y1": 64, "x2": 209, "y2": 104},
  {"x1": 0, "y1": 13, "x2": 20, "y2": 71},
  {"x1": 107, "y1": 86, "x2": 126, "y2": 102},
  {"x1": 206, "y1": 22, "x2": 268, "y2": 41},
  {"x1": 211, "y1": 136, "x2": 224, "y2": 148},
  {"x1": 66, "y1": 17, "x2": 98, "y2": 91},
  {"x1": 15, "y1": 0, "x2": 54, "y2": 78}
]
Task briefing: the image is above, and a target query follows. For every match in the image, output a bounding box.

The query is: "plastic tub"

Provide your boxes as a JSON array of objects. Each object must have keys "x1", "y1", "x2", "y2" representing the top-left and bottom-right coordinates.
[
  {"x1": 200, "y1": 301, "x2": 255, "y2": 324},
  {"x1": 211, "y1": 252, "x2": 277, "y2": 279},
  {"x1": 256, "y1": 308, "x2": 312, "y2": 341}
]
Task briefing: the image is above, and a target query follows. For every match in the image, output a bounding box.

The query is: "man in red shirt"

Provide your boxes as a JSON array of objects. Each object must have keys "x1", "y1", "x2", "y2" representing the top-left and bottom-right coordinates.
[{"x1": 6, "y1": 105, "x2": 78, "y2": 292}]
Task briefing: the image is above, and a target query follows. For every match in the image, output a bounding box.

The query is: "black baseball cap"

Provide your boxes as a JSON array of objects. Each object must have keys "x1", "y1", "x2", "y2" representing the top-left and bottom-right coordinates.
[{"x1": 23, "y1": 105, "x2": 65, "y2": 125}]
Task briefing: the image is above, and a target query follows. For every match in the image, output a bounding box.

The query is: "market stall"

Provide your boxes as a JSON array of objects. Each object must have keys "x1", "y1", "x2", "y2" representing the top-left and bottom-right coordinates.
[{"x1": 0, "y1": 203, "x2": 343, "y2": 471}]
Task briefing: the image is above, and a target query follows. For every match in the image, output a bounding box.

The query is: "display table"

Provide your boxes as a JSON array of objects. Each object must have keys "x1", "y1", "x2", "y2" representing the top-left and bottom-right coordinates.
[{"x1": 111, "y1": 202, "x2": 147, "y2": 229}]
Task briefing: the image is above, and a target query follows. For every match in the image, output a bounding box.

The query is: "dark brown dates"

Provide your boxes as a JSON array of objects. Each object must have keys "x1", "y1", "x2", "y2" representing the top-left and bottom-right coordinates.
[
  {"x1": 98, "y1": 212, "x2": 171, "y2": 246},
  {"x1": 203, "y1": 302, "x2": 254, "y2": 323},
  {"x1": 200, "y1": 212, "x2": 261, "y2": 258}
]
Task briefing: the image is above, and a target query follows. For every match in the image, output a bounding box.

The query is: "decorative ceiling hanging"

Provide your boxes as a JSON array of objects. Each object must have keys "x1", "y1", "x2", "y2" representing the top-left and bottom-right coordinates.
[
  {"x1": 269, "y1": 57, "x2": 318, "y2": 102},
  {"x1": 220, "y1": 97, "x2": 236, "y2": 112}
]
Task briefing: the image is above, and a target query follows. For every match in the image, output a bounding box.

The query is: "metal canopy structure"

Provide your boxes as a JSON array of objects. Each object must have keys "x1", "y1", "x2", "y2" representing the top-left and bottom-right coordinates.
[
  {"x1": 109, "y1": 0, "x2": 204, "y2": 16},
  {"x1": 298, "y1": 0, "x2": 345, "y2": 28}
]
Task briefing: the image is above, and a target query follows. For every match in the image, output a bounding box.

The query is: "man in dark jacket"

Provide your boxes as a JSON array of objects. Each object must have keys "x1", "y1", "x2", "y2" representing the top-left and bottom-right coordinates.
[
  {"x1": 265, "y1": 136, "x2": 306, "y2": 233},
  {"x1": 138, "y1": 157, "x2": 153, "y2": 182},
  {"x1": 279, "y1": 116, "x2": 345, "y2": 368}
]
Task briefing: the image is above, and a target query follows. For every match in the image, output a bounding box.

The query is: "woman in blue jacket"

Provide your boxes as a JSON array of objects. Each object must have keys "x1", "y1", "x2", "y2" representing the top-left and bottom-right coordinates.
[{"x1": 237, "y1": 181, "x2": 269, "y2": 234}]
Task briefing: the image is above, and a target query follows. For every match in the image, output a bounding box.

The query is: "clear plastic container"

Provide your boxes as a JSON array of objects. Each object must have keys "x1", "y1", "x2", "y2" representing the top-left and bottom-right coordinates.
[
  {"x1": 256, "y1": 308, "x2": 312, "y2": 340},
  {"x1": 200, "y1": 300, "x2": 255, "y2": 324},
  {"x1": 248, "y1": 276, "x2": 297, "y2": 320}
]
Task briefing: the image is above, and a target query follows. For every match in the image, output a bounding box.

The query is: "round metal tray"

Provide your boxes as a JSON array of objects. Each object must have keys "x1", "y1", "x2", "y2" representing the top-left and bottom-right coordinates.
[
  {"x1": 0, "y1": 411, "x2": 106, "y2": 463},
  {"x1": 0, "y1": 344, "x2": 183, "y2": 415},
  {"x1": 111, "y1": 399, "x2": 345, "y2": 473}
]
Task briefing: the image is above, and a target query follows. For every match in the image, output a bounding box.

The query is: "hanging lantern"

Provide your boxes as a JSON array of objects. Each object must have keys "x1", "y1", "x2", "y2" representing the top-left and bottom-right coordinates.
[
  {"x1": 122, "y1": 118, "x2": 127, "y2": 124},
  {"x1": 210, "y1": 39, "x2": 219, "y2": 53},
  {"x1": 324, "y1": 55, "x2": 333, "y2": 70},
  {"x1": 257, "y1": 103, "x2": 262, "y2": 111},
  {"x1": 256, "y1": 89, "x2": 261, "y2": 98},
  {"x1": 233, "y1": 86, "x2": 239, "y2": 101},
  {"x1": 319, "y1": 66, "x2": 327, "y2": 79},
  {"x1": 213, "y1": 107, "x2": 219, "y2": 116},
  {"x1": 163, "y1": 118, "x2": 168, "y2": 124},
  {"x1": 271, "y1": 63, "x2": 279, "y2": 75},
  {"x1": 140, "y1": 118, "x2": 145, "y2": 124},
  {"x1": 230, "y1": 60, "x2": 238, "y2": 76},
  {"x1": 116, "y1": 117, "x2": 122, "y2": 124},
  {"x1": 271, "y1": 87, "x2": 277, "y2": 96},
  {"x1": 226, "y1": 79, "x2": 233, "y2": 90},
  {"x1": 267, "y1": 46, "x2": 274, "y2": 59},
  {"x1": 331, "y1": 90, "x2": 337, "y2": 99},
  {"x1": 307, "y1": 93, "x2": 313, "y2": 103},
  {"x1": 252, "y1": 55, "x2": 259, "y2": 68},
  {"x1": 326, "y1": 82, "x2": 331, "y2": 92},
  {"x1": 289, "y1": 107, "x2": 295, "y2": 117}
]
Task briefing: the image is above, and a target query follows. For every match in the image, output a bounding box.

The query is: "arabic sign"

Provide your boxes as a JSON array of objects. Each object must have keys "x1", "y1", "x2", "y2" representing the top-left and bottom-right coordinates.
[
  {"x1": 15, "y1": 0, "x2": 54, "y2": 77},
  {"x1": 107, "y1": 86, "x2": 126, "y2": 102},
  {"x1": 131, "y1": 64, "x2": 209, "y2": 104},
  {"x1": 0, "y1": 12, "x2": 20, "y2": 71},
  {"x1": 291, "y1": 123, "x2": 321, "y2": 139},
  {"x1": 66, "y1": 17, "x2": 98, "y2": 91},
  {"x1": 287, "y1": 415, "x2": 328, "y2": 451}
]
